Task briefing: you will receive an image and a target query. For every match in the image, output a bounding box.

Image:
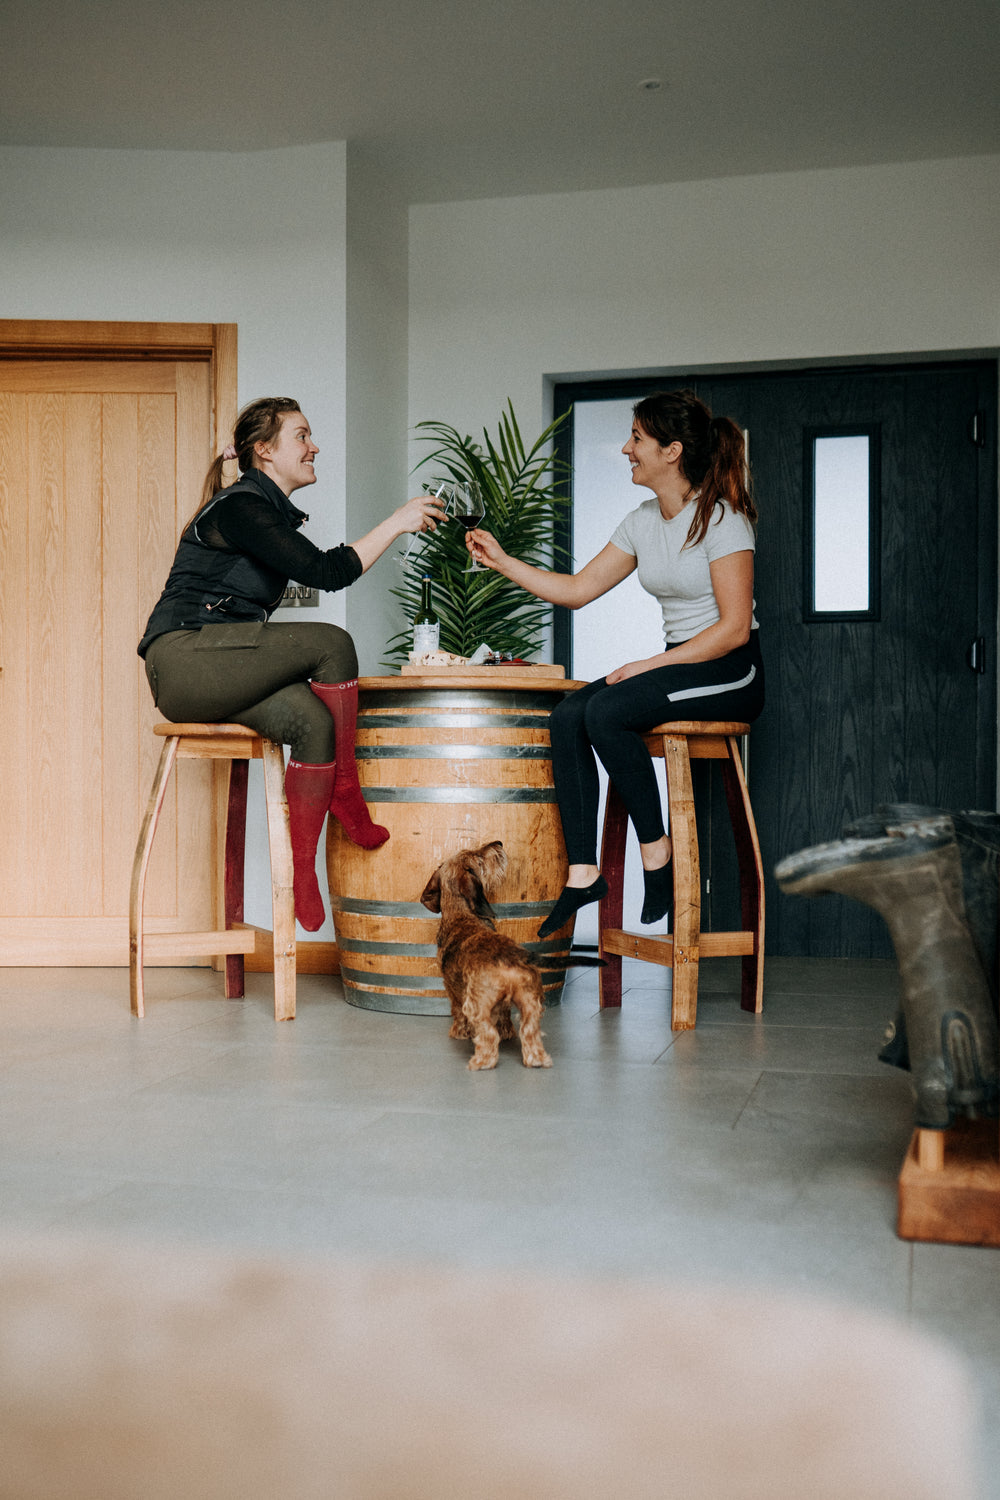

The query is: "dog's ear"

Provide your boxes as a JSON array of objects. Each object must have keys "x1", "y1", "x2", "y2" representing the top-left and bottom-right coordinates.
[
  {"x1": 460, "y1": 861, "x2": 497, "y2": 923},
  {"x1": 474, "y1": 889, "x2": 498, "y2": 922},
  {"x1": 420, "y1": 868, "x2": 442, "y2": 913}
]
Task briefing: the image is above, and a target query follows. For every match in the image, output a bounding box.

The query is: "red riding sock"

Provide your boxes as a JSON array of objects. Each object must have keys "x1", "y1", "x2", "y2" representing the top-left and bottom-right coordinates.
[
  {"x1": 284, "y1": 759, "x2": 336, "y2": 930},
  {"x1": 309, "y1": 679, "x2": 390, "y2": 850}
]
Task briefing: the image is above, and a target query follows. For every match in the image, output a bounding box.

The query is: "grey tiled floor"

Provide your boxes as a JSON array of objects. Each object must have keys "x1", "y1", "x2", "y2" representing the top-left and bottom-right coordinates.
[{"x1": 1, "y1": 957, "x2": 998, "y2": 1495}]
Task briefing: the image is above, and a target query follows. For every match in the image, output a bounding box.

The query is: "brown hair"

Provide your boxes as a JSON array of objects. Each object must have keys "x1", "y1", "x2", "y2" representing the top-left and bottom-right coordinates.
[
  {"x1": 631, "y1": 389, "x2": 756, "y2": 548},
  {"x1": 183, "y1": 396, "x2": 303, "y2": 532}
]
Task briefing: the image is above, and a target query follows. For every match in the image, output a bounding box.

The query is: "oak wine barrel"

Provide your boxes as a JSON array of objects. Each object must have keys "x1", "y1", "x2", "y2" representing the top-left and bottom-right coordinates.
[{"x1": 326, "y1": 675, "x2": 579, "y2": 1014}]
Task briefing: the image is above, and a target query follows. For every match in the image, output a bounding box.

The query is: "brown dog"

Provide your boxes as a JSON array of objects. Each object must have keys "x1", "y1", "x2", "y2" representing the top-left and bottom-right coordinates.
[{"x1": 420, "y1": 841, "x2": 552, "y2": 1071}]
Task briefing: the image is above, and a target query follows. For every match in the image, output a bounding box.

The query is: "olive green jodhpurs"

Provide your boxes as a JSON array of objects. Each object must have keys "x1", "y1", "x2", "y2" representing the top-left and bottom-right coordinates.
[{"x1": 143, "y1": 621, "x2": 358, "y2": 763}]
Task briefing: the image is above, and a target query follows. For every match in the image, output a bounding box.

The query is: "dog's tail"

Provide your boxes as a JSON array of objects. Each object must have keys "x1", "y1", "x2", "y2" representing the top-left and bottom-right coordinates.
[{"x1": 533, "y1": 950, "x2": 606, "y2": 969}]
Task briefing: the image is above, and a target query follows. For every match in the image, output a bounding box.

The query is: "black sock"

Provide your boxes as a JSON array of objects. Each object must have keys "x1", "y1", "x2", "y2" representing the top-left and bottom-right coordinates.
[
  {"x1": 641, "y1": 864, "x2": 673, "y2": 925},
  {"x1": 537, "y1": 875, "x2": 608, "y2": 939}
]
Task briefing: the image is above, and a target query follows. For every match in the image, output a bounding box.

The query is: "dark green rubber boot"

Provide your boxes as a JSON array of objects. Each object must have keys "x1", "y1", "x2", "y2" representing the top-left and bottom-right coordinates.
[
  {"x1": 775, "y1": 818, "x2": 999, "y2": 1130},
  {"x1": 843, "y1": 806, "x2": 1000, "y2": 1073}
]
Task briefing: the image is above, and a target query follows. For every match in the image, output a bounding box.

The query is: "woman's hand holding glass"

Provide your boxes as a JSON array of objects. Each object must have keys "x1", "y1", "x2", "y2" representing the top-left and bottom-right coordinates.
[
  {"x1": 465, "y1": 526, "x2": 505, "y2": 572},
  {"x1": 397, "y1": 487, "x2": 448, "y2": 566},
  {"x1": 445, "y1": 481, "x2": 486, "y2": 571}
]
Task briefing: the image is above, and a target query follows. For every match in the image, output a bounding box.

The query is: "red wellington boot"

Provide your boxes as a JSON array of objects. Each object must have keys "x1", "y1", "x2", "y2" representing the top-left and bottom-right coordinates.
[
  {"x1": 309, "y1": 679, "x2": 390, "y2": 849},
  {"x1": 284, "y1": 759, "x2": 336, "y2": 930}
]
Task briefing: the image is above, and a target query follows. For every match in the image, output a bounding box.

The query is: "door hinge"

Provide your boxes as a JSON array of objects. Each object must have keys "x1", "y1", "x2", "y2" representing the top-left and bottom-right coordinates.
[
  {"x1": 967, "y1": 636, "x2": 986, "y2": 674},
  {"x1": 968, "y1": 410, "x2": 987, "y2": 448}
]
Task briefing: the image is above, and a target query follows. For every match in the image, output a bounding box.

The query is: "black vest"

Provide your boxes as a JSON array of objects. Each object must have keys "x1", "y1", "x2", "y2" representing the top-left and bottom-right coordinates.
[{"x1": 137, "y1": 472, "x2": 307, "y2": 657}]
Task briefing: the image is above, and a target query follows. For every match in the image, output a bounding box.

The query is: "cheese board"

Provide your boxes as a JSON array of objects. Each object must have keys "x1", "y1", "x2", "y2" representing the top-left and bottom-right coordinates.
[{"x1": 400, "y1": 661, "x2": 565, "y2": 680}]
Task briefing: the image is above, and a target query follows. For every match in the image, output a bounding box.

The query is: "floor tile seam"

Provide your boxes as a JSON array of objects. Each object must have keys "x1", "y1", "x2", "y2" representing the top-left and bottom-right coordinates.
[
  {"x1": 681, "y1": 1018, "x2": 887, "y2": 1034},
  {"x1": 613, "y1": 1004, "x2": 891, "y2": 1022},
  {"x1": 71, "y1": 1180, "x2": 848, "y2": 1218},
  {"x1": 36, "y1": 1181, "x2": 136, "y2": 1224},
  {"x1": 124, "y1": 995, "x2": 253, "y2": 1014},
  {"x1": 731, "y1": 1064, "x2": 902, "y2": 1080},
  {"x1": 728, "y1": 1070, "x2": 767, "y2": 1128},
  {"x1": 332, "y1": 1104, "x2": 715, "y2": 1128},
  {"x1": 119, "y1": 1054, "x2": 267, "y2": 1097},
  {"x1": 132, "y1": 1039, "x2": 464, "y2": 1060},
  {"x1": 657, "y1": 1065, "x2": 894, "y2": 1082},
  {"x1": 339, "y1": 1112, "x2": 759, "y2": 1142},
  {"x1": 767, "y1": 985, "x2": 898, "y2": 999}
]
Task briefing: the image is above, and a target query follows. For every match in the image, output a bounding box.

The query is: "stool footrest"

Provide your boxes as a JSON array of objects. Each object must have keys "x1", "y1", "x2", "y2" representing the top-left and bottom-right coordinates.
[
  {"x1": 174, "y1": 737, "x2": 264, "y2": 759},
  {"x1": 139, "y1": 930, "x2": 258, "y2": 960},
  {"x1": 601, "y1": 930, "x2": 757, "y2": 966}
]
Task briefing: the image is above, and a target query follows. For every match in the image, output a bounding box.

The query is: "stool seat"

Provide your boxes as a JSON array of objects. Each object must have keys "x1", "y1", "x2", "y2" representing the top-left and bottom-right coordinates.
[
  {"x1": 598, "y1": 719, "x2": 764, "y2": 1030},
  {"x1": 130, "y1": 722, "x2": 296, "y2": 1021}
]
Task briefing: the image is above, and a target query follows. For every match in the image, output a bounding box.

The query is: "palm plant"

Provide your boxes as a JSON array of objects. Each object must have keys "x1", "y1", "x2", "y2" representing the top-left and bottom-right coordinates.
[{"x1": 383, "y1": 401, "x2": 572, "y2": 667}]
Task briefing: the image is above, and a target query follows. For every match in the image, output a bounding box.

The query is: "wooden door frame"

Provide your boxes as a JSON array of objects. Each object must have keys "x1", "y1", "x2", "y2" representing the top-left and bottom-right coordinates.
[
  {"x1": 0, "y1": 320, "x2": 339, "y2": 975},
  {"x1": 0, "y1": 321, "x2": 239, "y2": 969},
  {"x1": 0, "y1": 320, "x2": 238, "y2": 445}
]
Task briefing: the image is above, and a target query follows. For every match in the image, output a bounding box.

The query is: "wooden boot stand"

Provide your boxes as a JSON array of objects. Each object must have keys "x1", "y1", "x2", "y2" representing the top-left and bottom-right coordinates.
[
  {"x1": 898, "y1": 856, "x2": 1000, "y2": 1245},
  {"x1": 898, "y1": 1117, "x2": 1000, "y2": 1246}
]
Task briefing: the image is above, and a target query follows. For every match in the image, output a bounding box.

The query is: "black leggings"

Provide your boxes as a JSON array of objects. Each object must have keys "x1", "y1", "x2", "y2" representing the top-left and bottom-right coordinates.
[
  {"x1": 143, "y1": 622, "x2": 359, "y2": 763},
  {"x1": 549, "y1": 634, "x2": 765, "y2": 864}
]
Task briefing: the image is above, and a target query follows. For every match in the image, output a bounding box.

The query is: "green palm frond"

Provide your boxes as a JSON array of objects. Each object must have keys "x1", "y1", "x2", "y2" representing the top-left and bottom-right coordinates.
[{"x1": 382, "y1": 400, "x2": 572, "y2": 667}]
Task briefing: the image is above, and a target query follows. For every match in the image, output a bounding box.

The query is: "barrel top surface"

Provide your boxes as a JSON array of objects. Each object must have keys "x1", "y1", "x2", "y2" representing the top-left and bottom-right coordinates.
[
  {"x1": 360, "y1": 674, "x2": 585, "y2": 693},
  {"x1": 153, "y1": 722, "x2": 262, "y2": 739}
]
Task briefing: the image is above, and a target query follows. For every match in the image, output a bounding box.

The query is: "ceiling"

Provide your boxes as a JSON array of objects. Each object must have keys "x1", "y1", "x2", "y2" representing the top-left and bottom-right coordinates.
[{"x1": 2, "y1": 0, "x2": 997, "y2": 203}]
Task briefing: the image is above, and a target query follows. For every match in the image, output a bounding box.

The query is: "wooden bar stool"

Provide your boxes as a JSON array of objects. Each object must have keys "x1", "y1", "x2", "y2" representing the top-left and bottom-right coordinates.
[
  {"x1": 130, "y1": 723, "x2": 296, "y2": 1022},
  {"x1": 598, "y1": 720, "x2": 764, "y2": 1030}
]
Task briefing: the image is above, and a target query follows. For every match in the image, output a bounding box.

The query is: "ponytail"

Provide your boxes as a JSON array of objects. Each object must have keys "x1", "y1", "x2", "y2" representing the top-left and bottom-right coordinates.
[
  {"x1": 684, "y1": 415, "x2": 756, "y2": 549},
  {"x1": 197, "y1": 454, "x2": 230, "y2": 512}
]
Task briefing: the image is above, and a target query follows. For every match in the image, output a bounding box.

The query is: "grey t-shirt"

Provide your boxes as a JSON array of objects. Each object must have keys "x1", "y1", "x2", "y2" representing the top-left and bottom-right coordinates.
[{"x1": 610, "y1": 498, "x2": 758, "y2": 645}]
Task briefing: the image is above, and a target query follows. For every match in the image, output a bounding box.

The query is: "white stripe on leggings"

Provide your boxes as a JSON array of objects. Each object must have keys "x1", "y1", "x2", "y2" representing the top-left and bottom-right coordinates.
[{"x1": 666, "y1": 664, "x2": 757, "y2": 703}]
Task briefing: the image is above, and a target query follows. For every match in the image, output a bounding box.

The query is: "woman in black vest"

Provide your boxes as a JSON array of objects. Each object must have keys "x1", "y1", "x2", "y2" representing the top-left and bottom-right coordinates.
[{"x1": 138, "y1": 396, "x2": 444, "y2": 932}]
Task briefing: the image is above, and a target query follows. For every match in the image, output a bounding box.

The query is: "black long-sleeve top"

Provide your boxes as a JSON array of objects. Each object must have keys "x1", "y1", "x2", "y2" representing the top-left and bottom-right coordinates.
[
  {"x1": 138, "y1": 468, "x2": 362, "y2": 656},
  {"x1": 197, "y1": 492, "x2": 361, "y2": 592}
]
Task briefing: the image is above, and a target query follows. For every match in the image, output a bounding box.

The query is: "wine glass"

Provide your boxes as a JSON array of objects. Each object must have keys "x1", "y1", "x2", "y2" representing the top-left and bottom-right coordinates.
[
  {"x1": 398, "y1": 482, "x2": 447, "y2": 570},
  {"x1": 449, "y1": 480, "x2": 486, "y2": 571}
]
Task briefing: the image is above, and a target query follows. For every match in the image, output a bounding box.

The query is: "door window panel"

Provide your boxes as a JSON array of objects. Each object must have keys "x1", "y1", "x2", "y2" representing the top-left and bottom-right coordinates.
[{"x1": 804, "y1": 426, "x2": 880, "y2": 621}]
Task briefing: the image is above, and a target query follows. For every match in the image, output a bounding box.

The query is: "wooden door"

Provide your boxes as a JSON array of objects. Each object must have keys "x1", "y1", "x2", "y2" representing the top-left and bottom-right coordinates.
[
  {"x1": 0, "y1": 326, "x2": 237, "y2": 963},
  {"x1": 736, "y1": 362, "x2": 996, "y2": 957}
]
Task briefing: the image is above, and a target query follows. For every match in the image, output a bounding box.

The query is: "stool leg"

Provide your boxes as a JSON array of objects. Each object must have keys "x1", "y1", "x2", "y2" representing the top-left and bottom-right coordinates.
[
  {"x1": 662, "y1": 735, "x2": 700, "y2": 1030},
  {"x1": 129, "y1": 736, "x2": 180, "y2": 1019},
  {"x1": 260, "y1": 740, "x2": 296, "y2": 1021},
  {"x1": 598, "y1": 783, "x2": 628, "y2": 1009},
  {"x1": 223, "y1": 758, "x2": 249, "y2": 1000},
  {"x1": 721, "y1": 737, "x2": 765, "y2": 1015}
]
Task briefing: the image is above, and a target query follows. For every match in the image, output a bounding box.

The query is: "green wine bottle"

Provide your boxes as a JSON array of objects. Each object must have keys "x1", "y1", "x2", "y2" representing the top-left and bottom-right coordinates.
[{"x1": 413, "y1": 572, "x2": 440, "y2": 655}]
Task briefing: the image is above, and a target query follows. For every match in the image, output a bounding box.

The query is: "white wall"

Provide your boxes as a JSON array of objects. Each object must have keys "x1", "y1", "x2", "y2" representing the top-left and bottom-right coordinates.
[
  {"x1": 408, "y1": 155, "x2": 1000, "y2": 444},
  {"x1": 0, "y1": 140, "x2": 350, "y2": 936},
  {"x1": 344, "y1": 147, "x2": 411, "y2": 675}
]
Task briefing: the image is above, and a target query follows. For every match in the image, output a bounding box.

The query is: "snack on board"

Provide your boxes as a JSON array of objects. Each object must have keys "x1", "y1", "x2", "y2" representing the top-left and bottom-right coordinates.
[{"x1": 407, "y1": 650, "x2": 470, "y2": 667}]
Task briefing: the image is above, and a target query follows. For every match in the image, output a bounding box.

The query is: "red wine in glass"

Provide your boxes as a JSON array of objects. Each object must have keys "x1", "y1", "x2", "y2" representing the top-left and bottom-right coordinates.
[{"x1": 451, "y1": 481, "x2": 486, "y2": 570}]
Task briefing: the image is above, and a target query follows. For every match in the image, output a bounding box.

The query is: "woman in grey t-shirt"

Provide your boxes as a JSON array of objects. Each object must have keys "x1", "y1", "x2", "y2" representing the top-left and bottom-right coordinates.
[{"x1": 466, "y1": 388, "x2": 764, "y2": 937}]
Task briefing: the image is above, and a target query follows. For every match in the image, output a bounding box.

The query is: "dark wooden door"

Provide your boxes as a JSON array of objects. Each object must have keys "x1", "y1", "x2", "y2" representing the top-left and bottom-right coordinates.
[{"x1": 555, "y1": 360, "x2": 997, "y2": 957}]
